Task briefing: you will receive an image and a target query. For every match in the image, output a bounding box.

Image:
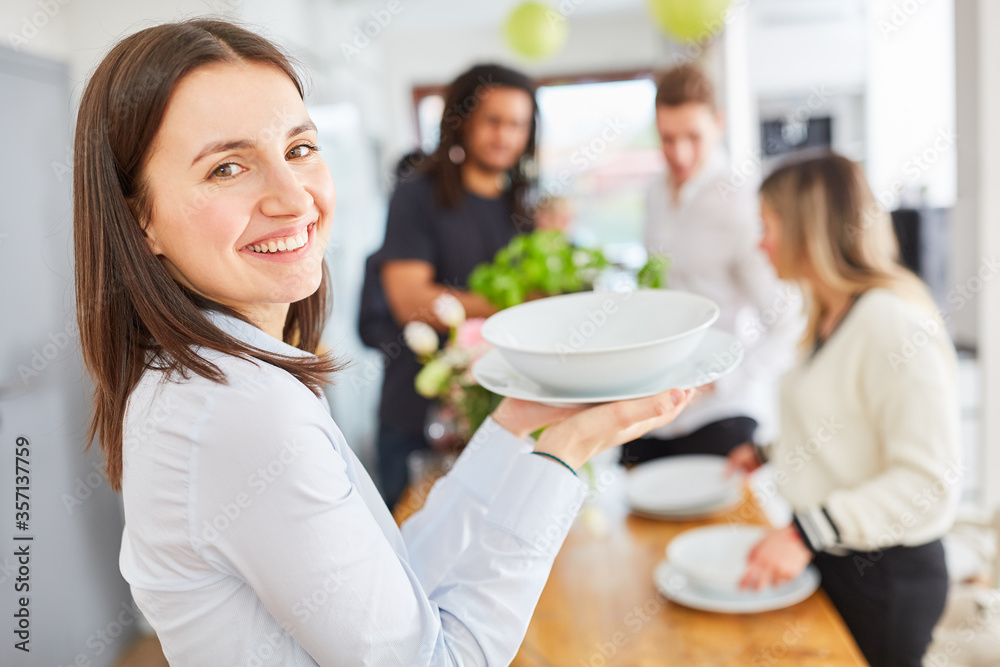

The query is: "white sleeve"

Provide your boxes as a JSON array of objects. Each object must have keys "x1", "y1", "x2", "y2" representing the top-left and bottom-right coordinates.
[
  {"x1": 193, "y1": 381, "x2": 587, "y2": 666},
  {"x1": 793, "y1": 308, "x2": 961, "y2": 552},
  {"x1": 400, "y1": 418, "x2": 535, "y2": 593}
]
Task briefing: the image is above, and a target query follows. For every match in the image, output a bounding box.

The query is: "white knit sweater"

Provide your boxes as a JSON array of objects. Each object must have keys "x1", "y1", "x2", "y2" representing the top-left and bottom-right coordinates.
[{"x1": 767, "y1": 288, "x2": 962, "y2": 554}]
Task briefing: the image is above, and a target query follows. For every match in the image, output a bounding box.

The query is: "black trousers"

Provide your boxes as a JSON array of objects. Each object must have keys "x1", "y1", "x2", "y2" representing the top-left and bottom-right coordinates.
[
  {"x1": 619, "y1": 416, "x2": 757, "y2": 466},
  {"x1": 815, "y1": 539, "x2": 948, "y2": 667},
  {"x1": 376, "y1": 421, "x2": 429, "y2": 511}
]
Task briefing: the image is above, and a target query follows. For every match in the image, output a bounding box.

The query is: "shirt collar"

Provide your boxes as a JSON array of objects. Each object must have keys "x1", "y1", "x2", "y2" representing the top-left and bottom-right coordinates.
[
  {"x1": 202, "y1": 309, "x2": 315, "y2": 359},
  {"x1": 669, "y1": 146, "x2": 729, "y2": 207}
]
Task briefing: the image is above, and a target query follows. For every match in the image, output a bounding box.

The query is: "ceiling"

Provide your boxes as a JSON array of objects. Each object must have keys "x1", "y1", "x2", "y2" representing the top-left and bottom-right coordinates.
[
  {"x1": 358, "y1": 0, "x2": 648, "y2": 34},
  {"x1": 339, "y1": 0, "x2": 868, "y2": 35}
]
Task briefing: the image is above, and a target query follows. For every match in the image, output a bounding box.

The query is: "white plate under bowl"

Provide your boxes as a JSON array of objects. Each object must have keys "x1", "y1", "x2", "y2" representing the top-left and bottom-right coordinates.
[
  {"x1": 471, "y1": 328, "x2": 743, "y2": 407},
  {"x1": 481, "y1": 290, "x2": 719, "y2": 395},
  {"x1": 667, "y1": 525, "x2": 765, "y2": 594},
  {"x1": 654, "y1": 561, "x2": 821, "y2": 614},
  {"x1": 626, "y1": 455, "x2": 740, "y2": 514}
]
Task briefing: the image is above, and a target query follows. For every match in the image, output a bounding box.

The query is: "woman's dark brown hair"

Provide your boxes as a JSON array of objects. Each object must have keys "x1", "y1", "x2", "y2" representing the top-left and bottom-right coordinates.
[
  {"x1": 421, "y1": 63, "x2": 539, "y2": 228},
  {"x1": 74, "y1": 19, "x2": 341, "y2": 492}
]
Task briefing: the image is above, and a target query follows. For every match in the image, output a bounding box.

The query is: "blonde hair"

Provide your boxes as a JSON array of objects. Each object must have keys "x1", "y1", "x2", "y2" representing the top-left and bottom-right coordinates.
[{"x1": 759, "y1": 152, "x2": 938, "y2": 350}]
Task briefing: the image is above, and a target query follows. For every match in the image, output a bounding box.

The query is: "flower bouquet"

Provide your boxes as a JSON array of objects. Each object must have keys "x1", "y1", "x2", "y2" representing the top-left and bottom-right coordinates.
[{"x1": 404, "y1": 294, "x2": 502, "y2": 451}]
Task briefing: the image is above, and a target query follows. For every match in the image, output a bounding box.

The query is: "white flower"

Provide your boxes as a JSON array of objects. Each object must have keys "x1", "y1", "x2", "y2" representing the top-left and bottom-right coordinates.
[
  {"x1": 433, "y1": 293, "x2": 466, "y2": 329},
  {"x1": 403, "y1": 321, "x2": 439, "y2": 357},
  {"x1": 440, "y1": 347, "x2": 470, "y2": 369}
]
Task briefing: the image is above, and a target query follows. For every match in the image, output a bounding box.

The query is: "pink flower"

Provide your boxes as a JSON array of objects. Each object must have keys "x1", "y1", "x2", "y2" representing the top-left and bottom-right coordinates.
[{"x1": 456, "y1": 318, "x2": 487, "y2": 350}]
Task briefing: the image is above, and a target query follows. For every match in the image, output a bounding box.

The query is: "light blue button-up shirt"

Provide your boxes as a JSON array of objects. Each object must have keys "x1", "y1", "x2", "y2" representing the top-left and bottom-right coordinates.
[{"x1": 118, "y1": 310, "x2": 587, "y2": 665}]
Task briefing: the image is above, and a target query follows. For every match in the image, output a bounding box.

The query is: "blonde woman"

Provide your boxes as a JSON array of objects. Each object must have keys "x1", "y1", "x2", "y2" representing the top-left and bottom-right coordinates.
[
  {"x1": 73, "y1": 19, "x2": 692, "y2": 664},
  {"x1": 728, "y1": 153, "x2": 960, "y2": 667}
]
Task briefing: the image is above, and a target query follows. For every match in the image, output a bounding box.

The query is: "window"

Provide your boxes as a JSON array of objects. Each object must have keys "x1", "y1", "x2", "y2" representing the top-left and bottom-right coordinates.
[{"x1": 534, "y1": 76, "x2": 659, "y2": 263}]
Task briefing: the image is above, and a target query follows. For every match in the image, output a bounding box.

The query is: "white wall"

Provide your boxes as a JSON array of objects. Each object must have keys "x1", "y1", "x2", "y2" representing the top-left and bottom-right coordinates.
[
  {"x1": 748, "y1": 0, "x2": 867, "y2": 98},
  {"x1": 953, "y1": 0, "x2": 981, "y2": 347},
  {"x1": 865, "y1": 0, "x2": 957, "y2": 210},
  {"x1": 1, "y1": 0, "x2": 71, "y2": 62},
  {"x1": 2, "y1": 0, "x2": 240, "y2": 105},
  {"x1": 966, "y1": 0, "x2": 1000, "y2": 511}
]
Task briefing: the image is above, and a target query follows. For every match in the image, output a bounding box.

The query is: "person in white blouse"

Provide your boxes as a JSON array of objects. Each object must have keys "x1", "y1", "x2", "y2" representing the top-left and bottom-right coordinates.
[
  {"x1": 71, "y1": 19, "x2": 694, "y2": 665},
  {"x1": 728, "y1": 153, "x2": 960, "y2": 667},
  {"x1": 621, "y1": 64, "x2": 802, "y2": 467}
]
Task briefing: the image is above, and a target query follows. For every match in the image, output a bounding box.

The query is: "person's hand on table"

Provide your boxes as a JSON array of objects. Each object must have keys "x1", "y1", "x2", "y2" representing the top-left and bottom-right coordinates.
[
  {"x1": 726, "y1": 442, "x2": 762, "y2": 477},
  {"x1": 492, "y1": 389, "x2": 695, "y2": 471},
  {"x1": 739, "y1": 525, "x2": 812, "y2": 591}
]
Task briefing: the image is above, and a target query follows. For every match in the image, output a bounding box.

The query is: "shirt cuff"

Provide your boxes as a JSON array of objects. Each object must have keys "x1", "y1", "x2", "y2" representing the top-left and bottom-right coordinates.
[
  {"x1": 446, "y1": 417, "x2": 534, "y2": 505},
  {"x1": 483, "y1": 453, "x2": 588, "y2": 558},
  {"x1": 792, "y1": 505, "x2": 842, "y2": 553}
]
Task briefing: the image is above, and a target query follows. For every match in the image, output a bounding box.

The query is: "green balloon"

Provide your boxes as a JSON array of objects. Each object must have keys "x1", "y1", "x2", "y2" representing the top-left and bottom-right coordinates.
[
  {"x1": 647, "y1": 0, "x2": 732, "y2": 44},
  {"x1": 504, "y1": 2, "x2": 568, "y2": 60}
]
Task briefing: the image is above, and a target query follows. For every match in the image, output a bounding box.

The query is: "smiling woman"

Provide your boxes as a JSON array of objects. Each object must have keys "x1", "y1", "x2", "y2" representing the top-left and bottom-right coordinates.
[
  {"x1": 72, "y1": 18, "x2": 694, "y2": 665},
  {"x1": 73, "y1": 20, "x2": 341, "y2": 494}
]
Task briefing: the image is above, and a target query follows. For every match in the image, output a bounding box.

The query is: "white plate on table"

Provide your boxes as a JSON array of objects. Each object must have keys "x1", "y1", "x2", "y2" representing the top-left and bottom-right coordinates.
[
  {"x1": 471, "y1": 328, "x2": 743, "y2": 407},
  {"x1": 626, "y1": 455, "x2": 741, "y2": 516},
  {"x1": 628, "y1": 487, "x2": 742, "y2": 521},
  {"x1": 654, "y1": 561, "x2": 821, "y2": 614}
]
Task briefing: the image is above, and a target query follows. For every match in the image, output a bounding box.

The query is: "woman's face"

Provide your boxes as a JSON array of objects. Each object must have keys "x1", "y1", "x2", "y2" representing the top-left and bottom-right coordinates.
[
  {"x1": 759, "y1": 200, "x2": 788, "y2": 279},
  {"x1": 142, "y1": 61, "x2": 334, "y2": 326},
  {"x1": 463, "y1": 87, "x2": 534, "y2": 173}
]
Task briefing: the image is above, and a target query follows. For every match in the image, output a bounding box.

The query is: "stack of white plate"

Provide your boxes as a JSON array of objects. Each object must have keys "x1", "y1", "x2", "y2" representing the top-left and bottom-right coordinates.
[
  {"x1": 625, "y1": 455, "x2": 741, "y2": 520},
  {"x1": 654, "y1": 525, "x2": 821, "y2": 614}
]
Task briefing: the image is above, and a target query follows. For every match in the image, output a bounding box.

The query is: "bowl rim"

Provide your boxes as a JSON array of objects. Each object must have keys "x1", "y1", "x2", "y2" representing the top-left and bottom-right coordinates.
[{"x1": 480, "y1": 289, "x2": 720, "y2": 356}]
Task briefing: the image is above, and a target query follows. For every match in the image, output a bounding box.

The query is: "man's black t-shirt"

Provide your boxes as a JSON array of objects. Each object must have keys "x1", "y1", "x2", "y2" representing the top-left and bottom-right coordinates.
[{"x1": 367, "y1": 174, "x2": 521, "y2": 436}]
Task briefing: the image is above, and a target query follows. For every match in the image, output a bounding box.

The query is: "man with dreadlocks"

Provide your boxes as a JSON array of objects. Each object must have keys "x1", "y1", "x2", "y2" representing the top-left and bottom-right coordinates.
[{"x1": 365, "y1": 64, "x2": 539, "y2": 509}]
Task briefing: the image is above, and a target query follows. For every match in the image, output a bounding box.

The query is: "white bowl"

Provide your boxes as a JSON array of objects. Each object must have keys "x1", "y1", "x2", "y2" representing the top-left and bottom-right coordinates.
[
  {"x1": 480, "y1": 289, "x2": 720, "y2": 395},
  {"x1": 666, "y1": 526, "x2": 765, "y2": 594}
]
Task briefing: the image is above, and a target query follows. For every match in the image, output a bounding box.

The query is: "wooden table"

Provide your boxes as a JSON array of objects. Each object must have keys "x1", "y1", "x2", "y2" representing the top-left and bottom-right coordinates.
[{"x1": 395, "y1": 466, "x2": 867, "y2": 667}]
